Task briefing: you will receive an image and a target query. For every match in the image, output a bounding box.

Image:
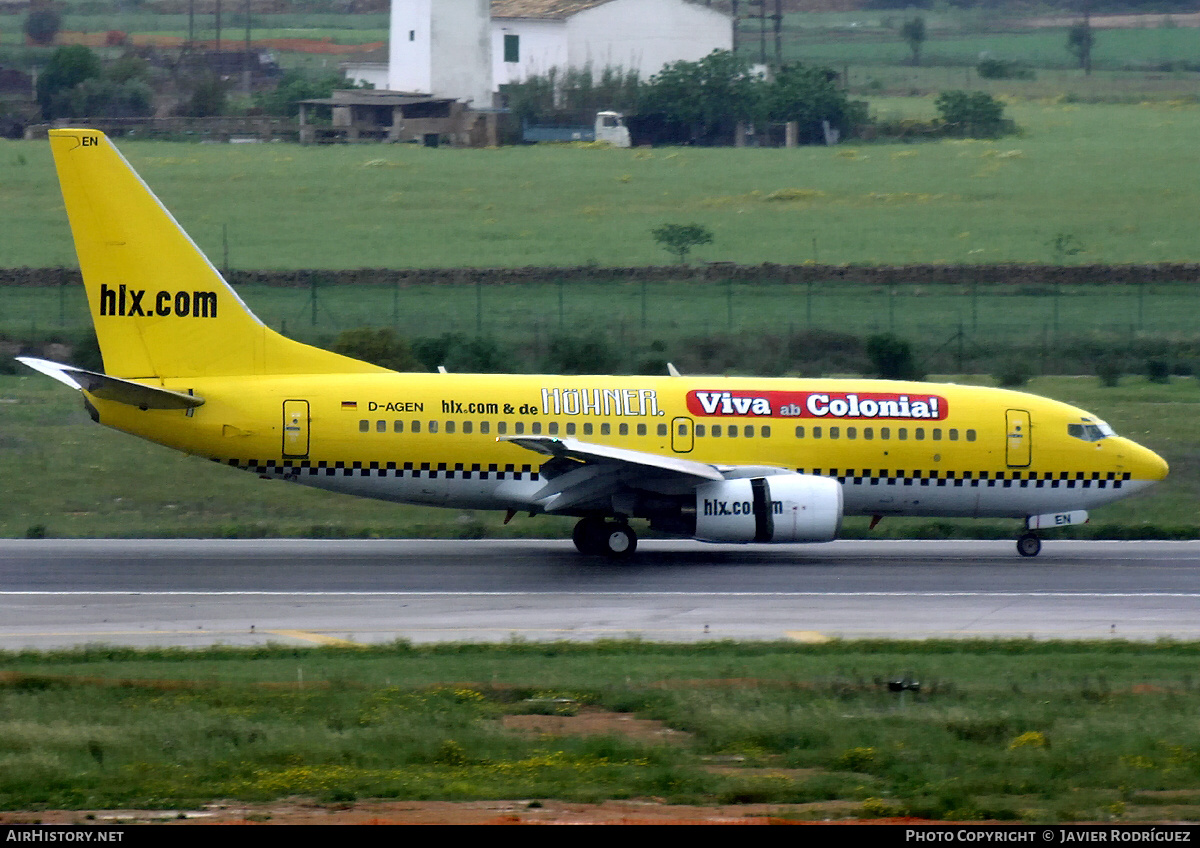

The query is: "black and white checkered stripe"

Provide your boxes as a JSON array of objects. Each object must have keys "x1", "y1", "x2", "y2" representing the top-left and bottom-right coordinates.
[{"x1": 214, "y1": 458, "x2": 540, "y2": 481}]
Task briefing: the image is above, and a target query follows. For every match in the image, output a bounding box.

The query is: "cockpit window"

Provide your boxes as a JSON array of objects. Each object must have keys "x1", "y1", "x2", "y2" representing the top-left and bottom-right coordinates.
[{"x1": 1068, "y1": 418, "x2": 1115, "y2": 442}]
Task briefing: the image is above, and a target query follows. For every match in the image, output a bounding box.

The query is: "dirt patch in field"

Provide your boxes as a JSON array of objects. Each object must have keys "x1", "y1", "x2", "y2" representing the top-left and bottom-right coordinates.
[
  {"x1": 500, "y1": 706, "x2": 693, "y2": 744},
  {"x1": 1, "y1": 801, "x2": 906, "y2": 825}
]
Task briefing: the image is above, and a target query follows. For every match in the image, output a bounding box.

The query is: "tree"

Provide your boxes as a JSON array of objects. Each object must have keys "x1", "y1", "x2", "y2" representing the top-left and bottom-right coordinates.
[
  {"x1": 1067, "y1": 21, "x2": 1095, "y2": 75},
  {"x1": 255, "y1": 69, "x2": 361, "y2": 118},
  {"x1": 181, "y1": 76, "x2": 228, "y2": 118},
  {"x1": 651, "y1": 223, "x2": 714, "y2": 265},
  {"x1": 639, "y1": 50, "x2": 762, "y2": 145},
  {"x1": 765, "y1": 62, "x2": 861, "y2": 145},
  {"x1": 35, "y1": 45, "x2": 155, "y2": 120},
  {"x1": 36, "y1": 45, "x2": 103, "y2": 119},
  {"x1": 900, "y1": 17, "x2": 927, "y2": 67},
  {"x1": 23, "y1": 8, "x2": 61, "y2": 46}
]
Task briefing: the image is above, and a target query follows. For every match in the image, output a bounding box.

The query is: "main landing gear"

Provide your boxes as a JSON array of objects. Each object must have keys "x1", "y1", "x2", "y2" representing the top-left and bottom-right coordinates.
[
  {"x1": 1016, "y1": 532, "x2": 1042, "y2": 558},
  {"x1": 572, "y1": 516, "x2": 638, "y2": 559}
]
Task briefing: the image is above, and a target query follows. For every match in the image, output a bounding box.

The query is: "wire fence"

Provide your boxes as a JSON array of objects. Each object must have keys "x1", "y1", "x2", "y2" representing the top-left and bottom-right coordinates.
[{"x1": 5, "y1": 278, "x2": 1197, "y2": 374}]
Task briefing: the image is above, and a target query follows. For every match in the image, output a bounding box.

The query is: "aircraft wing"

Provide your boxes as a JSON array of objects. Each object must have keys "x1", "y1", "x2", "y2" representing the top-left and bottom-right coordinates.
[
  {"x1": 16, "y1": 357, "x2": 204, "y2": 410},
  {"x1": 499, "y1": 435, "x2": 725, "y2": 513}
]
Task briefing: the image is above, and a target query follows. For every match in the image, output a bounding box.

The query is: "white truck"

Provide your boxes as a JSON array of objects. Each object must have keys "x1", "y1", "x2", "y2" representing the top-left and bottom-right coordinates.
[{"x1": 521, "y1": 110, "x2": 631, "y2": 147}]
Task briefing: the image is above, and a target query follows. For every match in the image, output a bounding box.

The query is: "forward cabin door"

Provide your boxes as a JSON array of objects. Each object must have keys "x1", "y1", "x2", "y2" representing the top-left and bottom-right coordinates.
[
  {"x1": 282, "y1": 399, "x2": 310, "y2": 458},
  {"x1": 1005, "y1": 409, "x2": 1031, "y2": 468}
]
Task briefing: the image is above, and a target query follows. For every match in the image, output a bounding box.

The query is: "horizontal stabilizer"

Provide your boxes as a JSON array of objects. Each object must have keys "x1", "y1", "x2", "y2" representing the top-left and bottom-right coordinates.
[{"x1": 16, "y1": 357, "x2": 204, "y2": 410}]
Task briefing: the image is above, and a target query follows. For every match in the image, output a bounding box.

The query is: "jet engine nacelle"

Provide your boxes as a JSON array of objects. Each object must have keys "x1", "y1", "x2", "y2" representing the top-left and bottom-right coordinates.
[{"x1": 694, "y1": 474, "x2": 843, "y2": 543}]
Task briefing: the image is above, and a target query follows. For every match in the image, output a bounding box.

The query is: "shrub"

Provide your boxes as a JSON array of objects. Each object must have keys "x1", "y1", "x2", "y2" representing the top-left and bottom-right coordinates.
[
  {"x1": 332, "y1": 327, "x2": 423, "y2": 371},
  {"x1": 544, "y1": 332, "x2": 620, "y2": 374},
  {"x1": 934, "y1": 91, "x2": 1016, "y2": 139},
  {"x1": 412, "y1": 333, "x2": 509, "y2": 373},
  {"x1": 1096, "y1": 358, "x2": 1123, "y2": 387},
  {"x1": 866, "y1": 334, "x2": 923, "y2": 381},
  {"x1": 994, "y1": 360, "x2": 1032, "y2": 388},
  {"x1": 976, "y1": 58, "x2": 1035, "y2": 80},
  {"x1": 1145, "y1": 359, "x2": 1171, "y2": 384}
]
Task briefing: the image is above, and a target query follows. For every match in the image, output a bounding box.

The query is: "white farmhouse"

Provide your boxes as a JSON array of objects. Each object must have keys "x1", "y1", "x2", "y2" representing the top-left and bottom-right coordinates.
[
  {"x1": 385, "y1": 0, "x2": 732, "y2": 104},
  {"x1": 387, "y1": 0, "x2": 494, "y2": 107},
  {"x1": 492, "y1": 0, "x2": 732, "y2": 88}
]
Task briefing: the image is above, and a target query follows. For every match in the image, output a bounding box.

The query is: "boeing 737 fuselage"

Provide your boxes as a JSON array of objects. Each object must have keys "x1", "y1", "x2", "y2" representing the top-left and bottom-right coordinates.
[{"x1": 20, "y1": 130, "x2": 1169, "y2": 558}]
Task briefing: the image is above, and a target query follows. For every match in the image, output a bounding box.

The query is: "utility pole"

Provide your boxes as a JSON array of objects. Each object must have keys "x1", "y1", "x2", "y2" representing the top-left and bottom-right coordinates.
[{"x1": 774, "y1": 0, "x2": 783, "y2": 66}]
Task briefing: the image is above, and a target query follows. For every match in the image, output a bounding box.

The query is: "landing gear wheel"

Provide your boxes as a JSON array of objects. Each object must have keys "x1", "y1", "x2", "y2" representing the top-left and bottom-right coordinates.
[
  {"x1": 1017, "y1": 532, "x2": 1042, "y2": 558},
  {"x1": 572, "y1": 517, "x2": 607, "y2": 556},
  {"x1": 600, "y1": 522, "x2": 637, "y2": 559}
]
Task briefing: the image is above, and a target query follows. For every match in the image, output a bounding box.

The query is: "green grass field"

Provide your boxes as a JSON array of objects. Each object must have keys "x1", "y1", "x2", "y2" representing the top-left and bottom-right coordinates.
[
  {"x1": 0, "y1": 372, "x2": 1194, "y2": 539},
  {"x1": 6, "y1": 639, "x2": 1200, "y2": 819},
  {"x1": 4, "y1": 100, "x2": 1198, "y2": 268}
]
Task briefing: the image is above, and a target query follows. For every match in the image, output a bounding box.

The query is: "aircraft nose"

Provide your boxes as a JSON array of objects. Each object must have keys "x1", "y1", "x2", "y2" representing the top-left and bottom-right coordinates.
[{"x1": 1135, "y1": 443, "x2": 1169, "y2": 482}]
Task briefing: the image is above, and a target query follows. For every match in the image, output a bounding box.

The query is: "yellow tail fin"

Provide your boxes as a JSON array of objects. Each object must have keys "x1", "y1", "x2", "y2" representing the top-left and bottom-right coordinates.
[{"x1": 49, "y1": 129, "x2": 386, "y2": 379}]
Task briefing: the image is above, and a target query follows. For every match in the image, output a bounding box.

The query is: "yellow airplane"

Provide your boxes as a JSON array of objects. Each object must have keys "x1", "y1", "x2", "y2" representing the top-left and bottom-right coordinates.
[{"x1": 19, "y1": 129, "x2": 1169, "y2": 558}]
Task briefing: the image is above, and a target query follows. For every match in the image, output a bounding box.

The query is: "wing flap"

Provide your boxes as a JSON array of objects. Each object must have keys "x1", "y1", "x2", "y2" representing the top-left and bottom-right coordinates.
[
  {"x1": 499, "y1": 435, "x2": 724, "y2": 513},
  {"x1": 500, "y1": 436, "x2": 724, "y2": 483}
]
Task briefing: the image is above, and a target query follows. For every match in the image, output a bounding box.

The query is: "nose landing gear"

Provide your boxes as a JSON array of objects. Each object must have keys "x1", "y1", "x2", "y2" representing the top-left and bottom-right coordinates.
[{"x1": 1016, "y1": 532, "x2": 1042, "y2": 558}]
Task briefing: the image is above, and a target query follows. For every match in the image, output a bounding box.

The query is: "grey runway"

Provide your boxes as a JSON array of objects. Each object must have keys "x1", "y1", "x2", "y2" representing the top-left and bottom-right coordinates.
[{"x1": 1, "y1": 539, "x2": 1198, "y2": 648}]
